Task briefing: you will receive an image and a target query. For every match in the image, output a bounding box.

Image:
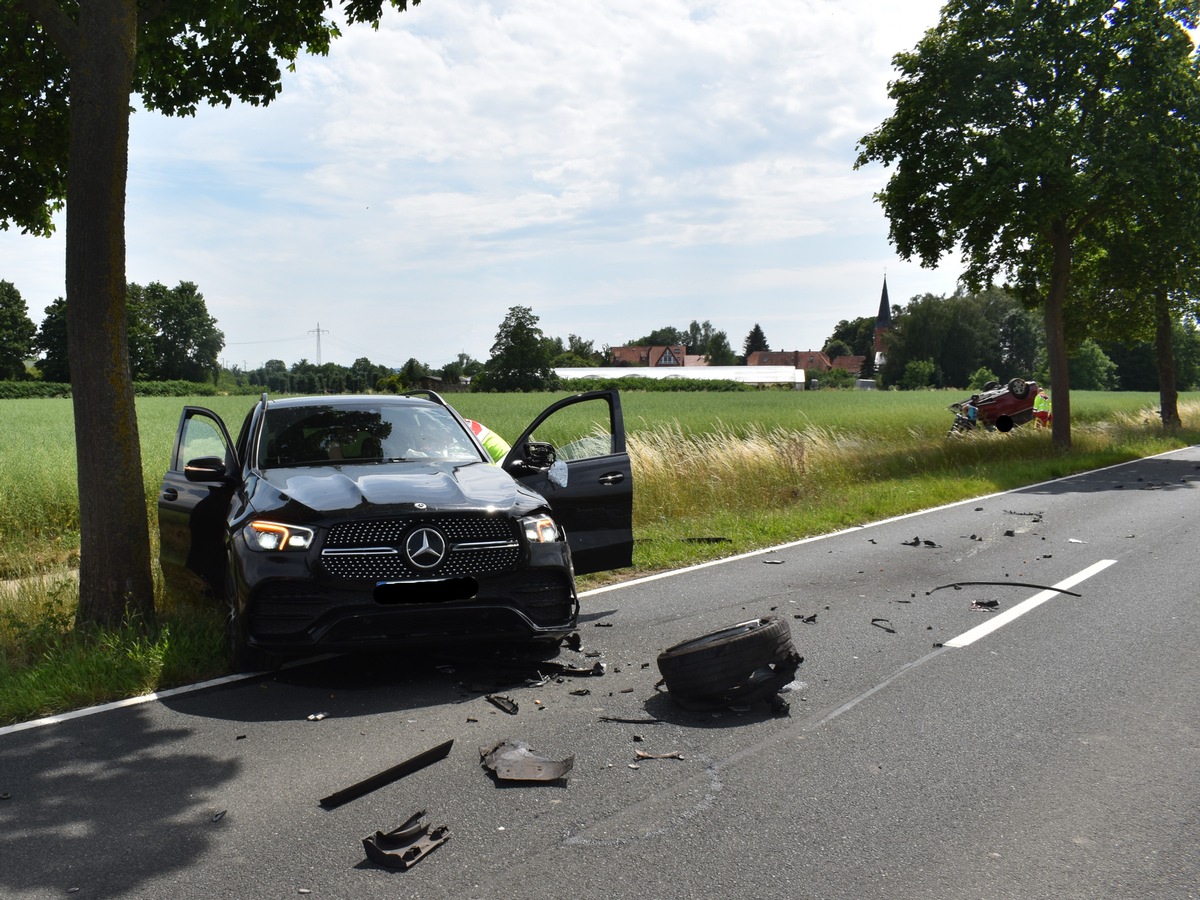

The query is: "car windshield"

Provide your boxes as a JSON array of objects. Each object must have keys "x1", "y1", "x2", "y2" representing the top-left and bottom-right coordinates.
[{"x1": 258, "y1": 403, "x2": 482, "y2": 468}]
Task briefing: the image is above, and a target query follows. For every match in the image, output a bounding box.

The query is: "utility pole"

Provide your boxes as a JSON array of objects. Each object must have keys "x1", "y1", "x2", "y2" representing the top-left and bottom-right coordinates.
[{"x1": 309, "y1": 323, "x2": 329, "y2": 366}]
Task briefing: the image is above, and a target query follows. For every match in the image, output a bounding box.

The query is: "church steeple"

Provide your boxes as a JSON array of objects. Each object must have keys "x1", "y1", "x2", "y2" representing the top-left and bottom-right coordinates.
[{"x1": 874, "y1": 276, "x2": 892, "y2": 364}]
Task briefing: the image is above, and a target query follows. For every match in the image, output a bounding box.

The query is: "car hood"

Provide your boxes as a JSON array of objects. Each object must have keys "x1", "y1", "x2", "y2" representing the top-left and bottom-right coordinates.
[{"x1": 249, "y1": 459, "x2": 545, "y2": 520}]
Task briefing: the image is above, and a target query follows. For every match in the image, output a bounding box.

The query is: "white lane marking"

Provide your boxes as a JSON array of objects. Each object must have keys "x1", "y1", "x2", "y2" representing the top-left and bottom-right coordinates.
[
  {"x1": 944, "y1": 559, "x2": 1117, "y2": 648},
  {"x1": 0, "y1": 672, "x2": 256, "y2": 737}
]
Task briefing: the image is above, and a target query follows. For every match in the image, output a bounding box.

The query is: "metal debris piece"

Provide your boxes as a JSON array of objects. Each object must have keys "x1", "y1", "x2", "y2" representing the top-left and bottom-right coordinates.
[
  {"x1": 211, "y1": 810, "x2": 226, "y2": 823},
  {"x1": 922, "y1": 539, "x2": 941, "y2": 547},
  {"x1": 306, "y1": 712, "x2": 328, "y2": 721},
  {"x1": 593, "y1": 621, "x2": 613, "y2": 627},
  {"x1": 569, "y1": 689, "x2": 591, "y2": 696},
  {"x1": 598, "y1": 715, "x2": 664, "y2": 724},
  {"x1": 927, "y1": 581, "x2": 1081, "y2": 597},
  {"x1": 763, "y1": 558, "x2": 785, "y2": 564},
  {"x1": 902, "y1": 536, "x2": 921, "y2": 546},
  {"x1": 320, "y1": 739, "x2": 454, "y2": 809},
  {"x1": 485, "y1": 694, "x2": 519, "y2": 715},
  {"x1": 362, "y1": 810, "x2": 450, "y2": 871},
  {"x1": 794, "y1": 613, "x2": 817, "y2": 623},
  {"x1": 871, "y1": 618, "x2": 896, "y2": 633},
  {"x1": 634, "y1": 749, "x2": 683, "y2": 760},
  {"x1": 971, "y1": 600, "x2": 999, "y2": 610},
  {"x1": 480, "y1": 740, "x2": 574, "y2": 782}
]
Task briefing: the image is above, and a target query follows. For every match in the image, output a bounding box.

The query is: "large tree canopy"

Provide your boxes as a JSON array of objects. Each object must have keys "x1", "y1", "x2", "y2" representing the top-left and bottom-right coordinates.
[
  {"x1": 0, "y1": 279, "x2": 36, "y2": 379},
  {"x1": 880, "y1": 287, "x2": 1044, "y2": 389},
  {"x1": 856, "y1": 0, "x2": 1200, "y2": 449},
  {"x1": 1, "y1": 0, "x2": 420, "y2": 628},
  {"x1": 478, "y1": 305, "x2": 556, "y2": 392}
]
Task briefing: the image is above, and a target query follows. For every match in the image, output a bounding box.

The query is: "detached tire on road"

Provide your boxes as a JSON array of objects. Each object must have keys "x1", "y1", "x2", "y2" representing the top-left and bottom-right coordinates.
[{"x1": 657, "y1": 616, "x2": 800, "y2": 708}]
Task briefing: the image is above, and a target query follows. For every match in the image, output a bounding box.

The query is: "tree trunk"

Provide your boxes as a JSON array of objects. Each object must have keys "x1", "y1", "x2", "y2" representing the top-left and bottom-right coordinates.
[
  {"x1": 1045, "y1": 221, "x2": 1072, "y2": 451},
  {"x1": 65, "y1": 1, "x2": 155, "y2": 629},
  {"x1": 1153, "y1": 286, "x2": 1180, "y2": 430}
]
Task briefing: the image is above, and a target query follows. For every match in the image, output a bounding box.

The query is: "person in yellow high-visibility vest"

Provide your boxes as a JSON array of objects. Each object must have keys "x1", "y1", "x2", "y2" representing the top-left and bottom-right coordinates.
[
  {"x1": 1033, "y1": 389, "x2": 1052, "y2": 428},
  {"x1": 466, "y1": 419, "x2": 512, "y2": 463}
]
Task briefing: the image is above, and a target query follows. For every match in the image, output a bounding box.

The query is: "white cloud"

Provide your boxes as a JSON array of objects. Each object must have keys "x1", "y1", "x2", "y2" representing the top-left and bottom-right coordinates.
[{"x1": 1, "y1": 0, "x2": 957, "y2": 370}]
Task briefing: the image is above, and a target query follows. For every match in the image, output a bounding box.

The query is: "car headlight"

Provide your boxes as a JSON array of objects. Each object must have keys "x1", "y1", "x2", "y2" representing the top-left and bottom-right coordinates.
[
  {"x1": 520, "y1": 514, "x2": 560, "y2": 543},
  {"x1": 242, "y1": 520, "x2": 315, "y2": 552}
]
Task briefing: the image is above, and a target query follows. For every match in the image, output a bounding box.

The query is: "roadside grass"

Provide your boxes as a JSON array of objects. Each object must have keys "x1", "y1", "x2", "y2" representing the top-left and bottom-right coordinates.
[{"x1": 2, "y1": 390, "x2": 1197, "y2": 725}]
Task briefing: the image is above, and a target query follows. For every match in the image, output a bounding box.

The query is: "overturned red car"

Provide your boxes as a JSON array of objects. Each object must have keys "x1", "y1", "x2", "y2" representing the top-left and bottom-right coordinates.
[{"x1": 949, "y1": 378, "x2": 1039, "y2": 434}]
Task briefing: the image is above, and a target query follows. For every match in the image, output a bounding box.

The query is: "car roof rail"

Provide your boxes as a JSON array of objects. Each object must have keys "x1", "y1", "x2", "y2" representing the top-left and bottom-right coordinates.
[{"x1": 401, "y1": 389, "x2": 447, "y2": 408}]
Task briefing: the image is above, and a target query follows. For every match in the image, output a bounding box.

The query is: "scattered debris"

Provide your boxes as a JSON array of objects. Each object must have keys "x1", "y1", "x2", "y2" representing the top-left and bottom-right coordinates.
[
  {"x1": 541, "y1": 661, "x2": 605, "y2": 678},
  {"x1": 793, "y1": 613, "x2": 817, "y2": 624},
  {"x1": 211, "y1": 810, "x2": 226, "y2": 823},
  {"x1": 320, "y1": 739, "x2": 454, "y2": 809},
  {"x1": 593, "y1": 622, "x2": 613, "y2": 628},
  {"x1": 1069, "y1": 538, "x2": 1087, "y2": 544},
  {"x1": 569, "y1": 689, "x2": 591, "y2": 696},
  {"x1": 565, "y1": 632, "x2": 582, "y2": 652},
  {"x1": 306, "y1": 712, "x2": 328, "y2": 722},
  {"x1": 922, "y1": 539, "x2": 941, "y2": 548},
  {"x1": 970, "y1": 600, "x2": 1000, "y2": 611},
  {"x1": 684, "y1": 536, "x2": 732, "y2": 543},
  {"x1": 362, "y1": 810, "x2": 450, "y2": 871},
  {"x1": 634, "y1": 749, "x2": 684, "y2": 760},
  {"x1": 480, "y1": 740, "x2": 574, "y2": 782},
  {"x1": 871, "y1": 618, "x2": 896, "y2": 634},
  {"x1": 902, "y1": 537, "x2": 920, "y2": 546},
  {"x1": 926, "y1": 581, "x2": 1081, "y2": 597},
  {"x1": 485, "y1": 695, "x2": 519, "y2": 715},
  {"x1": 1004, "y1": 529, "x2": 1016, "y2": 537},
  {"x1": 763, "y1": 558, "x2": 785, "y2": 565},
  {"x1": 598, "y1": 716, "x2": 664, "y2": 724}
]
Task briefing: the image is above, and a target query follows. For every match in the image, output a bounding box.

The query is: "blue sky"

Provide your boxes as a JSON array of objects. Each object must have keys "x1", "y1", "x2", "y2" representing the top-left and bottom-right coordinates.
[{"x1": 2, "y1": 0, "x2": 962, "y2": 371}]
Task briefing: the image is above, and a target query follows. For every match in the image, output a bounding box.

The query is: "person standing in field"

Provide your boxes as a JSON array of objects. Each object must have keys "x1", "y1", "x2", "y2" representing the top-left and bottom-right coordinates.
[{"x1": 1034, "y1": 389, "x2": 1052, "y2": 428}]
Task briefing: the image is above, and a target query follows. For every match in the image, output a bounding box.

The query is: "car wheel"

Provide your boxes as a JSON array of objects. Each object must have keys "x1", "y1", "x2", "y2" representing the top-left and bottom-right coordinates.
[
  {"x1": 1007, "y1": 377, "x2": 1030, "y2": 399},
  {"x1": 657, "y1": 616, "x2": 799, "y2": 704},
  {"x1": 224, "y1": 555, "x2": 270, "y2": 673},
  {"x1": 983, "y1": 380, "x2": 1000, "y2": 391}
]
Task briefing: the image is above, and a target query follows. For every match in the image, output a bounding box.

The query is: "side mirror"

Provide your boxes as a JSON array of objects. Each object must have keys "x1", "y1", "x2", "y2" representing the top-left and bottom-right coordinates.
[
  {"x1": 523, "y1": 441, "x2": 557, "y2": 469},
  {"x1": 184, "y1": 456, "x2": 228, "y2": 482}
]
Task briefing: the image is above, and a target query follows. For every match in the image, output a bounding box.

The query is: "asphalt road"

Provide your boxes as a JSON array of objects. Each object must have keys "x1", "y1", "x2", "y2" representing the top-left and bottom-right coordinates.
[{"x1": 3, "y1": 448, "x2": 1198, "y2": 900}]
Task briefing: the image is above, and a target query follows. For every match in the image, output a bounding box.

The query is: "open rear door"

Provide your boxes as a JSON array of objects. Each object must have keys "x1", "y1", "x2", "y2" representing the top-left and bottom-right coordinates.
[{"x1": 503, "y1": 390, "x2": 633, "y2": 575}]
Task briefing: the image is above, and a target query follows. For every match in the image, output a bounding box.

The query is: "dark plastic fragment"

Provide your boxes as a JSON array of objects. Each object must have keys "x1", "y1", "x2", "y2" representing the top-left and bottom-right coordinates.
[
  {"x1": 485, "y1": 694, "x2": 519, "y2": 715},
  {"x1": 362, "y1": 810, "x2": 450, "y2": 870},
  {"x1": 320, "y1": 739, "x2": 454, "y2": 809}
]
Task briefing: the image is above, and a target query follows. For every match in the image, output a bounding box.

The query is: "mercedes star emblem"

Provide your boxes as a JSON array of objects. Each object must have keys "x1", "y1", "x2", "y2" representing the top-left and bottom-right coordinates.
[{"x1": 405, "y1": 527, "x2": 447, "y2": 569}]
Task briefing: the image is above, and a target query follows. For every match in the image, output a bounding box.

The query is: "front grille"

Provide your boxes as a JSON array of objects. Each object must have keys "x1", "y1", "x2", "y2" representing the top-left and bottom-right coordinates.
[{"x1": 320, "y1": 515, "x2": 521, "y2": 581}]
